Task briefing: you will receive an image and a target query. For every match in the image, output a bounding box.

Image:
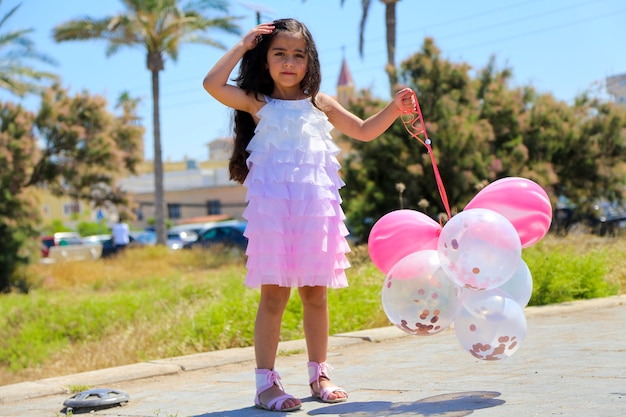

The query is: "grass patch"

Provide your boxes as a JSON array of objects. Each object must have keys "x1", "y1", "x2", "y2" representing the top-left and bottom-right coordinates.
[
  {"x1": 0, "y1": 234, "x2": 622, "y2": 385},
  {"x1": 524, "y1": 238, "x2": 618, "y2": 305},
  {"x1": 64, "y1": 384, "x2": 93, "y2": 394}
]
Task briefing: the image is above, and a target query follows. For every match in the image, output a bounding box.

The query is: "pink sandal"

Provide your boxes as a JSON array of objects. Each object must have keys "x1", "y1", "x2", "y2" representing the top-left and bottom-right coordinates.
[
  {"x1": 254, "y1": 368, "x2": 302, "y2": 412},
  {"x1": 308, "y1": 361, "x2": 348, "y2": 403}
]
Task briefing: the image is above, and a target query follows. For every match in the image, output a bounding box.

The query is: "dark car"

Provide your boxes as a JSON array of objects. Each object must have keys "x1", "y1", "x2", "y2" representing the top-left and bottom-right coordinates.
[
  {"x1": 91, "y1": 234, "x2": 138, "y2": 258},
  {"x1": 183, "y1": 221, "x2": 247, "y2": 251},
  {"x1": 589, "y1": 200, "x2": 626, "y2": 236}
]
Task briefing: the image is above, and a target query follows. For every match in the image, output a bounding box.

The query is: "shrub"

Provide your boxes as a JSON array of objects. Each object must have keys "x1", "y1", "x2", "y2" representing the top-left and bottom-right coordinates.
[{"x1": 524, "y1": 238, "x2": 619, "y2": 306}]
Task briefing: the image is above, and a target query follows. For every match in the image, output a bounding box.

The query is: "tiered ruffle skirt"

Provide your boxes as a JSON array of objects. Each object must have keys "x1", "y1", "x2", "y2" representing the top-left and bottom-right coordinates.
[{"x1": 243, "y1": 98, "x2": 351, "y2": 288}]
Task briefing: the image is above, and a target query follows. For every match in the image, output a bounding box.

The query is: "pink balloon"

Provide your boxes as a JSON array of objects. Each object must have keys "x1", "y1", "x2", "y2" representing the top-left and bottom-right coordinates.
[
  {"x1": 464, "y1": 177, "x2": 552, "y2": 248},
  {"x1": 368, "y1": 210, "x2": 441, "y2": 274}
]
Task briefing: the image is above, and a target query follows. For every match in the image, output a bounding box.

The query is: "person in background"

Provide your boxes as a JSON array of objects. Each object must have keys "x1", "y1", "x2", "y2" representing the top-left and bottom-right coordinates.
[{"x1": 111, "y1": 215, "x2": 130, "y2": 251}]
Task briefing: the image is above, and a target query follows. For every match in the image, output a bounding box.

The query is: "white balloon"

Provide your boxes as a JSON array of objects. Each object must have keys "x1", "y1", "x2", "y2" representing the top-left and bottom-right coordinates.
[
  {"x1": 382, "y1": 250, "x2": 462, "y2": 336},
  {"x1": 497, "y1": 259, "x2": 533, "y2": 307},
  {"x1": 438, "y1": 208, "x2": 522, "y2": 290},
  {"x1": 455, "y1": 289, "x2": 527, "y2": 360}
]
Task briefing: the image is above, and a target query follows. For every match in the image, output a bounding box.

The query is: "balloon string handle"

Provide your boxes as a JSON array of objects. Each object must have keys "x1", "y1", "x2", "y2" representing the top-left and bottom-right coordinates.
[{"x1": 401, "y1": 91, "x2": 451, "y2": 219}]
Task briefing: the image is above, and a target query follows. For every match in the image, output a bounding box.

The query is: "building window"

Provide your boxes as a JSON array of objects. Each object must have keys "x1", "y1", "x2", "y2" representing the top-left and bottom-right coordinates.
[
  {"x1": 63, "y1": 202, "x2": 81, "y2": 216},
  {"x1": 207, "y1": 200, "x2": 221, "y2": 215},
  {"x1": 168, "y1": 204, "x2": 181, "y2": 219},
  {"x1": 133, "y1": 208, "x2": 144, "y2": 221}
]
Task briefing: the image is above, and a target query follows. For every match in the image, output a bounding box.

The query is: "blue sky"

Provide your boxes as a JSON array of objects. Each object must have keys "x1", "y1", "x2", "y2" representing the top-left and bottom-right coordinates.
[{"x1": 2, "y1": 0, "x2": 625, "y2": 162}]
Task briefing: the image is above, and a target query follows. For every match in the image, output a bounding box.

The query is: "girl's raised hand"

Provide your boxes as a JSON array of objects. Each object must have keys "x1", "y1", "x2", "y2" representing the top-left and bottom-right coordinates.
[
  {"x1": 394, "y1": 88, "x2": 417, "y2": 114},
  {"x1": 242, "y1": 22, "x2": 275, "y2": 50}
]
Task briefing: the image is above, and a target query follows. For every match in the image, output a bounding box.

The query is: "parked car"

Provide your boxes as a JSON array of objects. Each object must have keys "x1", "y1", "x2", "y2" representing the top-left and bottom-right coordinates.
[
  {"x1": 167, "y1": 221, "x2": 223, "y2": 250},
  {"x1": 81, "y1": 234, "x2": 112, "y2": 245},
  {"x1": 40, "y1": 232, "x2": 102, "y2": 262},
  {"x1": 167, "y1": 230, "x2": 199, "y2": 250},
  {"x1": 82, "y1": 233, "x2": 144, "y2": 258},
  {"x1": 182, "y1": 220, "x2": 248, "y2": 251},
  {"x1": 589, "y1": 200, "x2": 626, "y2": 236},
  {"x1": 552, "y1": 197, "x2": 626, "y2": 236},
  {"x1": 40, "y1": 232, "x2": 85, "y2": 257},
  {"x1": 131, "y1": 230, "x2": 157, "y2": 246}
]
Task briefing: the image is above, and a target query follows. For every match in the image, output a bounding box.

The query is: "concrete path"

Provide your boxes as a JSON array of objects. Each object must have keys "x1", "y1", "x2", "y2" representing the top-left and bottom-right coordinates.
[{"x1": 0, "y1": 295, "x2": 625, "y2": 417}]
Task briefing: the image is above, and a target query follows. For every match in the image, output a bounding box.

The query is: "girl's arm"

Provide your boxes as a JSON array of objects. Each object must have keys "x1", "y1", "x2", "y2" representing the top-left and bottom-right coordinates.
[
  {"x1": 320, "y1": 88, "x2": 416, "y2": 142},
  {"x1": 202, "y1": 23, "x2": 275, "y2": 114}
]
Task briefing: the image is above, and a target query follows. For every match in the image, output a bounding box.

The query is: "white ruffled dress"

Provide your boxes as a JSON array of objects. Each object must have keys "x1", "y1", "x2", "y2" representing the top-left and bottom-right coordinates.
[{"x1": 243, "y1": 96, "x2": 351, "y2": 288}]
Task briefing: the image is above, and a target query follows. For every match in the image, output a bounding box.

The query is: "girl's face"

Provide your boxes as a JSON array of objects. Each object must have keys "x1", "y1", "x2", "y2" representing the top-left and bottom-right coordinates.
[{"x1": 266, "y1": 31, "x2": 308, "y2": 94}]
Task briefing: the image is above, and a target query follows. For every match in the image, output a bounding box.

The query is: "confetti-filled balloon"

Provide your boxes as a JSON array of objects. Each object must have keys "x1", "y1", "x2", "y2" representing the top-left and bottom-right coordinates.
[
  {"x1": 497, "y1": 259, "x2": 533, "y2": 308},
  {"x1": 455, "y1": 290, "x2": 527, "y2": 360},
  {"x1": 382, "y1": 250, "x2": 462, "y2": 336},
  {"x1": 438, "y1": 208, "x2": 522, "y2": 290}
]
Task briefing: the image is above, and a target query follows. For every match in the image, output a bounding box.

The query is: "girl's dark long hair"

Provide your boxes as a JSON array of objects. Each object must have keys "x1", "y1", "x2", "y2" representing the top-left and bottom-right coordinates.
[{"x1": 229, "y1": 18, "x2": 322, "y2": 184}]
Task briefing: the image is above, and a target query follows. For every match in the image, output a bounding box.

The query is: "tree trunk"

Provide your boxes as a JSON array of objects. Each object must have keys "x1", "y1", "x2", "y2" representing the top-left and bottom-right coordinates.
[
  {"x1": 382, "y1": 0, "x2": 398, "y2": 91},
  {"x1": 151, "y1": 68, "x2": 167, "y2": 245}
]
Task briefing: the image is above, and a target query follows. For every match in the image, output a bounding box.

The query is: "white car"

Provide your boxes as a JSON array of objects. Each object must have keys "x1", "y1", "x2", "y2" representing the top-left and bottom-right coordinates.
[{"x1": 166, "y1": 222, "x2": 215, "y2": 250}]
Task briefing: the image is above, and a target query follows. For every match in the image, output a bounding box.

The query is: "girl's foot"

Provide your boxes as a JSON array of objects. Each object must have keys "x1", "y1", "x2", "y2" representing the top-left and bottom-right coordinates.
[
  {"x1": 308, "y1": 361, "x2": 348, "y2": 403},
  {"x1": 255, "y1": 368, "x2": 302, "y2": 412}
]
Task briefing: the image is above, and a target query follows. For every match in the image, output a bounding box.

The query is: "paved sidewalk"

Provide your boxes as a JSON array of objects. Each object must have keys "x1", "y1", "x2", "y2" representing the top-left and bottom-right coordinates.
[{"x1": 1, "y1": 295, "x2": 625, "y2": 417}]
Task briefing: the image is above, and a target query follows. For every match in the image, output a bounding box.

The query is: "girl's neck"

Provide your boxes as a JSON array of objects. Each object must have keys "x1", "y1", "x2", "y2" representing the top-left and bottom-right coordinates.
[{"x1": 270, "y1": 87, "x2": 308, "y2": 101}]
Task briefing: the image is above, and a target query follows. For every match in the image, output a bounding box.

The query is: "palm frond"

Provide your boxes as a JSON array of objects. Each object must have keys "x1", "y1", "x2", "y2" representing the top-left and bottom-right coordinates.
[
  {"x1": 53, "y1": 17, "x2": 117, "y2": 41},
  {"x1": 0, "y1": 2, "x2": 58, "y2": 97},
  {"x1": 0, "y1": 2, "x2": 21, "y2": 28},
  {"x1": 182, "y1": 0, "x2": 229, "y2": 14},
  {"x1": 0, "y1": 63, "x2": 58, "y2": 97},
  {"x1": 358, "y1": 0, "x2": 372, "y2": 57}
]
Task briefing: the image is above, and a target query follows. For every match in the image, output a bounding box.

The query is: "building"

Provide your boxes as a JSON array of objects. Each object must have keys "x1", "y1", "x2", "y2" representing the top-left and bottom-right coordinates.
[
  {"x1": 119, "y1": 154, "x2": 246, "y2": 228},
  {"x1": 336, "y1": 57, "x2": 355, "y2": 108},
  {"x1": 39, "y1": 189, "x2": 114, "y2": 230},
  {"x1": 606, "y1": 73, "x2": 626, "y2": 107}
]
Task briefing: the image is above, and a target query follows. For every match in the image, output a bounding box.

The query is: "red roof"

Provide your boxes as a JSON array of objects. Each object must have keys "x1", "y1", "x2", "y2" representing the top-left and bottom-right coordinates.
[{"x1": 337, "y1": 58, "x2": 354, "y2": 87}]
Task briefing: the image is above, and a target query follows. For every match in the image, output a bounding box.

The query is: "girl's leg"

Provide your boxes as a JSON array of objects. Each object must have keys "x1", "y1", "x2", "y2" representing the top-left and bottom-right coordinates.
[
  {"x1": 299, "y1": 286, "x2": 348, "y2": 401},
  {"x1": 255, "y1": 285, "x2": 301, "y2": 410},
  {"x1": 255, "y1": 285, "x2": 291, "y2": 369}
]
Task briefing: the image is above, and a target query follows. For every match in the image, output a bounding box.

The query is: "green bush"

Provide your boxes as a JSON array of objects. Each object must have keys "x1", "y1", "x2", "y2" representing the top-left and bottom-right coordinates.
[
  {"x1": 40, "y1": 219, "x2": 72, "y2": 235},
  {"x1": 524, "y1": 241, "x2": 618, "y2": 306},
  {"x1": 76, "y1": 221, "x2": 110, "y2": 237}
]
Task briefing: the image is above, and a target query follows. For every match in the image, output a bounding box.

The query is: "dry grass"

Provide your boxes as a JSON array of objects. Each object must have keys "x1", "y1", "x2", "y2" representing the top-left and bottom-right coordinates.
[
  {"x1": 1, "y1": 246, "x2": 250, "y2": 386},
  {"x1": 29, "y1": 245, "x2": 224, "y2": 290}
]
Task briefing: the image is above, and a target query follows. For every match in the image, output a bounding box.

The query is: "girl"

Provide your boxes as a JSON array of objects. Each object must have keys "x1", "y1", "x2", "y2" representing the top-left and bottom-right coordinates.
[{"x1": 203, "y1": 18, "x2": 416, "y2": 412}]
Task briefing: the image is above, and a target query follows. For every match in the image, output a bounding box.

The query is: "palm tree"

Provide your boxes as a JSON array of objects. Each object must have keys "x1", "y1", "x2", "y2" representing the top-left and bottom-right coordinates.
[
  {"x1": 53, "y1": 0, "x2": 240, "y2": 245},
  {"x1": 334, "y1": 0, "x2": 401, "y2": 93},
  {"x1": 0, "y1": 1, "x2": 58, "y2": 97}
]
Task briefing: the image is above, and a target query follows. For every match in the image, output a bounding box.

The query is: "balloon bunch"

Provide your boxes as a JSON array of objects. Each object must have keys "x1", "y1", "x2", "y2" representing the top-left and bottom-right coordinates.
[{"x1": 368, "y1": 92, "x2": 552, "y2": 361}]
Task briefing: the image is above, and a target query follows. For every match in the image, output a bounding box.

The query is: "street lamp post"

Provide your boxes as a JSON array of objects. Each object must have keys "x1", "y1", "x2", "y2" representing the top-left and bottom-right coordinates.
[{"x1": 396, "y1": 182, "x2": 406, "y2": 209}]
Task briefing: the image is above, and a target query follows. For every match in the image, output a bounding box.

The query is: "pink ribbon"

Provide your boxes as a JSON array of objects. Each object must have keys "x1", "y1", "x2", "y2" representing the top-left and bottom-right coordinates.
[{"x1": 401, "y1": 90, "x2": 451, "y2": 219}]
